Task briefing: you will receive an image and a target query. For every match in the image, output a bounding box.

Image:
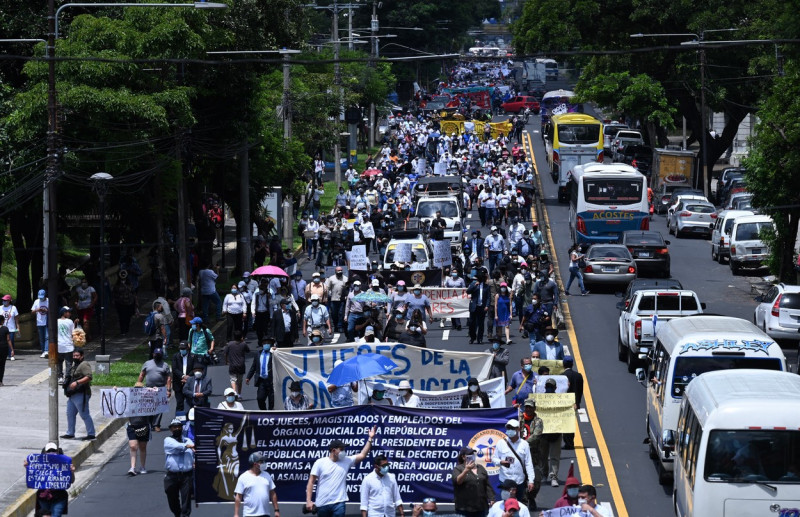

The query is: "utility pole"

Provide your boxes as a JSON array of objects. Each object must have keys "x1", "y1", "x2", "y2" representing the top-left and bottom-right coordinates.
[
  {"x1": 369, "y1": 0, "x2": 378, "y2": 150},
  {"x1": 699, "y1": 41, "x2": 708, "y2": 198},
  {"x1": 176, "y1": 130, "x2": 188, "y2": 292},
  {"x1": 238, "y1": 141, "x2": 250, "y2": 275},
  {"x1": 333, "y1": 0, "x2": 342, "y2": 189}
]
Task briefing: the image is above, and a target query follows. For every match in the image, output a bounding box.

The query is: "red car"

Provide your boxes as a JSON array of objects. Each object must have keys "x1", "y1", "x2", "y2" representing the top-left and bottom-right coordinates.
[{"x1": 500, "y1": 96, "x2": 540, "y2": 114}]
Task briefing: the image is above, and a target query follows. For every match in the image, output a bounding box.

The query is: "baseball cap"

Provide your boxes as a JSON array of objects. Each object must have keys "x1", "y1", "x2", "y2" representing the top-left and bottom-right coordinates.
[
  {"x1": 152, "y1": 347, "x2": 163, "y2": 356},
  {"x1": 224, "y1": 387, "x2": 236, "y2": 396},
  {"x1": 312, "y1": 272, "x2": 321, "y2": 278},
  {"x1": 459, "y1": 446, "x2": 475, "y2": 456},
  {"x1": 38, "y1": 289, "x2": 46, "y2": 299},
  {"x1": 249, "y1": 451, "x2": 266, "y2": 464},
  {"x1": 353, "y1": 280, "x2": 362, "y2": 285},
  {"x1": 523, "y1": 398, "x2": 536, "y2": 407},
  {"x1": 504, "y1": 499, "x2": 520, "y2": 511},
  {"x1": 506, "y1": 418, "x2": 520, "y2": 428},
  {"x1": 190, "y1": 316, "x2": 203, "y2": 324},
  {"x1": 310, "y1": 293, "x2": 320, "y2": 301},
  {"x1": 2, "y1": 295, "x2": 11, "y2": 301},
  {"x1": 545, "y1": 378, "x2": 557, "y2": 387},
  {"x1": 44, "y1": 442, "x2": 58, "y2": 453},
  {"x1": 491, "y1": 226, "x2": 498, "y2": 231},
  {"x1": 169, "y1": 418, "x2": 183, "y2": 428},
  {"x1": 371, "y1": 278, "x2": 380, "y2": 286},
  {"x1": 179, "y1": 342, "x2": 188, "y2": 350},
  {"x1": 365, "y1": 326, "x2": 375, "y2": 336},
  {"x1": 373, "y1": 382, "x2": 386, "y2": 391},
  {"x1": 243, "y1": 271, "x2": 251, "y2": 278}
]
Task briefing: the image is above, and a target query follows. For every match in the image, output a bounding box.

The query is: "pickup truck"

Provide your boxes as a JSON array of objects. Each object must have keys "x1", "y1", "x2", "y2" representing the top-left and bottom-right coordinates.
[{"x1": 617, "y1": 289, "x2": 705, "y2": 373}]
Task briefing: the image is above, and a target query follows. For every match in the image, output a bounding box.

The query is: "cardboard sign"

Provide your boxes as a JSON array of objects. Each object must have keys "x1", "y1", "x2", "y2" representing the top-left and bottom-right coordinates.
[
  {"x1": 394, "y1": 243, "x2": 413, "y2": 263},
  {"x1": 421, "y1": 287, "x2": 470, "y2": 318},
  {"x1": 26, "y1": 454, "x2": 72, "y2": 490},
  {"x1": 100, "y1": 387, "x2": 170, "y2": 418},
  {"x1": 530, "y1": 393, "x2": 576, "y2": 434},
  {"x1": 346, "y1": 245, "x2": 369, "y2": 270},
  {"x1": 533, "y1": 375, "x2": 569, "y2": 393}
]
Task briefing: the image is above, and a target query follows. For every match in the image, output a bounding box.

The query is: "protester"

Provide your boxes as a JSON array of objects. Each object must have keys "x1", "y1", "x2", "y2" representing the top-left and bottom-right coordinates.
[
  {"x1": 569, "y1": 485, "x2": 613, "y2": 517},
  {"x1": 24, "y1": 442, "x2": 75, "y2": 517},
  {"x1": 521, "y1": 400, "x2": 544, "y2": 509},
  {"x1": 136, "y1": 347, "x2": 172, "y2": 431},
  {"x1": 188, "y1": 317, "x2": 215, "y2": 364},
  {"x1": 531, "y1": 327, "x2": 564, "y2": 361},
  {"x1": 234, "y1": 451, "x2": 279, "y2": 517},
  {"x1": 222, "y1": 284, "x2": 247, "y2": 341},
  {"x1": 303, "y1": 293, "x2": 332, "y2": 344},
  {"x1": 126, "y1": 416, "x2": 150, "y2": 476},
  {"x1": 62, "y1": 347, "x2": 95, "y2": 440},
  {"x1": 171, "y1": 342, "x2": 195, "y2": 413},
  {"x1": 494, "y1": 282, "x2": 513, "y2": 343},
  {"x1": 31, "y1": 289, "x2": 50, "y2": 358},
  {"x1": 360, "y1": 454, "x2": 404, "y2": 517},
  {"x1": 552, "y1": 472, "x2": 582, "y2": 508},
  {"x1": 246, "y1": 337, "x2": 277, "y2": 410},
  {"x1": 218, "y1": 387, "x2": 244, "y2": 410},
  {"x1": 328, "y1": 359, "x2": 357, "y2": 408},
  {"x1": 164, "y1": 417, "x2": 195, "y2": 517},
  {"x1": 486, "y1": 337, "x2": 510, "y2": 380},
  {"x1": 0, "y1": 315, "x2": 12, "y2": 386},
  {"x1": 183, "y1": 365, "x2": 212, "y2": 409},
  {"x1": 306, "y1": 428, "x2": 377, "y2": 517},
  {"x1": 494, "y1": 418, "x2": 535, "y2": 505},
  {"x1": 324, "y1": 266, "x2": 348, "y2": 333},
  {"x1": 174, "y1": 288, "x2": 194, "y2": 342},
  {"x1": 56, "y1": 306, "x2": 74, "y2": 383},
  {"x1": 461, "y1": 377, "x2": 490, "y2": 408},
  {"x1": 504, "y1": 357, "x2": 535, "y2": 408},
  {"x1": 271, "y1": 298, "x2": 299, "y2": 348},
  {"x1": 364, "y1": 382, "x2": 393, "y2": 405},
  {"x1": 71, "y1": 279, "x2": 95, "y2": 341},
  {"x1": 489, "y1": 481, "x2": 531, "y2": 517},
  {"x1": 285, "y1": 380, "x2": 314, "y2": 410},
  {"x1": 199, "y1": 263, "x2": 221, "y2": 321},
  {"x1": 393, "y1": 380, "x2": 420, "y2": 407},
  {"x1": 541, "y1": 378, "x2": 563, "y2": 487},
  {"x1": 223, "y1": 330, "x2": 250, "y2": 397},
  {"x1": 452, "y1": 446, "x2": 494, "y2": 517}
]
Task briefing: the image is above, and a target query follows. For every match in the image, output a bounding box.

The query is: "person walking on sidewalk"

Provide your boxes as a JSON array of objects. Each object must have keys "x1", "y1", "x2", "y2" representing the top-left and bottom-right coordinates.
[
  {"x1": 57, "y1": 306, "x2": 75, "y2": 383},
  {"x1": 188, "y1": 317, "x2": 215, "y2": 365},
  {"x1": 175, "y1": 288, "x2": 194, "y2": 342},
  {"x1": 31, "y1": 289, "x2": 50, "y2": 358},
  {"x1": 1, "y1": 294, "x2": 19, "y2": 360},
  {"x1": 147, "y1": 300, "x2": 168, "y2": 359},
  {"x1": 62, "y1": 347, "x2": 96, "y2": 440},
  {"x1": 72, "y1": 278, "x2": 96, "y2": 341},
  {"x1": 223, "y1": 330, "x2": 250, "y2": 397},
  {"x1": 164, "y1": 417, "x2": 195, "y2": 517},
  {"x1": 0, "y1": 315, "x2": 13, "y2": 386},
  {"x1": 136, "y1": 347, "x2": 172, "y2": 432}
]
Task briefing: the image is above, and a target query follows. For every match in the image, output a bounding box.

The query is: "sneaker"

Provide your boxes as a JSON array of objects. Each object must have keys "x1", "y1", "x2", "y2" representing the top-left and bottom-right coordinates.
[
  {"x1": 82, "y1": 435, "x2": 96, "y2": 441},
  {"x1": 9, "y1": 356, "x2": 15, "y2": 361},
  {"x1": 551, "y1": 478, "x2": 559, "y2": 487},
  {"x1": 582, "y1": 291, "x2": 590, "y2": 296},
  {"x1": 60, "y1": 434, "x2": 75, "y2": 439},
  {"x1": 40, "y1": 352, "x2": 48, "y2": 358},
  {"x1": 127, "y1": 468, "x2": 137, "y2": 476},
  {"x1": 138, "y1": 468, "x2": 148, "y2": 475}
]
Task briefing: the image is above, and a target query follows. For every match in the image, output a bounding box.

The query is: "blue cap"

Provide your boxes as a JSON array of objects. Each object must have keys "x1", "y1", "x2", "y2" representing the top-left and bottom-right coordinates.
[
  {"x1": 190, "y1": 316, "x2": 203, "y2": 324},
  {"x1": 37, "y1": 289, "x2": 46, "y2": 299}
]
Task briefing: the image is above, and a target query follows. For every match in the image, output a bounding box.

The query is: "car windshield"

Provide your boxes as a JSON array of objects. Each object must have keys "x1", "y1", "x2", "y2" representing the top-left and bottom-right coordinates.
[
  {"x1": 584, "y1": 179, "x2": 643, "y2": 205},
  {"x1": 416, "y1": 201, "x2": 459, "y2": 218},
  {"x1": 626, "y1": 233, "x2": 664, "y2": 245},
  {"x1": 604, "y1": 125, "x2": 627, "y2": 136},
  {"x1": 557, "y1": 124, "x2": 600, "y2": 144},
  {"x1": 385, "y1": 245, "x2": 427, "y2": 263},
  {"x1": 735, "y1": 221, "x2": 773, "y2": 241},
  {"x1": 686, "y1": 204, "x2": 716, "y2": 214},
  {"x1": 705, "y1": 430, "x2": 800, "y2": 484},
  {"x1": 588, "y1": 247, "x2": 630, "y2": 259},
  {"x1": 671, "y1": 357, "x2": 782, "y2": 398}
]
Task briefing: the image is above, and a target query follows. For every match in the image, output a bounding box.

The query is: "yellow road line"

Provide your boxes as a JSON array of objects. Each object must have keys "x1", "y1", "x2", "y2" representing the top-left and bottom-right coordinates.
[{"x1": 525, "y1": 130, "x2": 629, "y2": 517}]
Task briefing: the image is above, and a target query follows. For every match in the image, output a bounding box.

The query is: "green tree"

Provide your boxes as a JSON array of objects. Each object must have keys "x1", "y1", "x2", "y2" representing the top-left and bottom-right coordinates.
[{"x1": 742, "y1": 62, "x2": 800, "y2": 282}]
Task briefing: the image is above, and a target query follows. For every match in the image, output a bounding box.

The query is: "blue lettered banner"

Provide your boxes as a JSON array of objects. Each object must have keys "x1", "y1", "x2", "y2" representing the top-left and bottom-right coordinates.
[
  {"x1": 272, "y1": 343, "x2": 493, "y2": 410},
  {"x1": 194, "y1": 405, "x2": 516, "y2": 504},
  {"x1": 26, "y1": 454, "x2": 72, "y2": 490}
]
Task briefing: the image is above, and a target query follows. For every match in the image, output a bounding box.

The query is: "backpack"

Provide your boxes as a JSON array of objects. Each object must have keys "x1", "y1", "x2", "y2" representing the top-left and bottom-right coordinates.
[{"x1": 143, "y1": 311, "x2": 157, "y2": 336}]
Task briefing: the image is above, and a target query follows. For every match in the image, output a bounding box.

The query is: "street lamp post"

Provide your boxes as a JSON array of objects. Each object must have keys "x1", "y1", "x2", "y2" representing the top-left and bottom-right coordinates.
[{"x1": 90, "y1": 173, "x2": 113, "y2": 356}]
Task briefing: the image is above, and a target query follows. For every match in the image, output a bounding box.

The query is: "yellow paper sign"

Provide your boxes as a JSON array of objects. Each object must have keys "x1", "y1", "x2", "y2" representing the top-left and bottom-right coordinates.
[
  {"x1": 530, "y1": 359, "x2": 565, "y2": 375},
  {"x1": 530, "y1": 393, "x2": 575, "y2": 434}
]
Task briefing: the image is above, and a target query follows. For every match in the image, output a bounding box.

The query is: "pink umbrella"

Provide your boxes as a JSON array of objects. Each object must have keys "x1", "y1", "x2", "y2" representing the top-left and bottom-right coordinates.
[
  {"x1": 251, "y1": 265, "x2": 288, "y2": 277},
  {"x1": 362, "y1": 168, "x2": 382, "y2": 177}
]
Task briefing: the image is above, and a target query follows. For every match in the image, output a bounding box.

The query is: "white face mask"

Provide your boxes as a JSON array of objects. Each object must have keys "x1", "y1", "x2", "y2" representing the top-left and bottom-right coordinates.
[
  {"x1": 578, "y1": 498, "x2": 588, "y2": 506},
  {"x1": 291, "y1": 391, "x2": 301, "y2": 398},
  {"x1": 546, "y1": 335, "x2": 555, "y2": 342},
  {"x1": 469, "y1": 385, "x2": 478, "y2": 393}
]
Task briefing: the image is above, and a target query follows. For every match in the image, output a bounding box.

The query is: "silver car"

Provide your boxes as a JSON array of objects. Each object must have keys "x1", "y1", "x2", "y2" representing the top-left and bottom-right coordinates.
[
  {"x1": 583, "y1": 244, "x2": 637, "y2": 287},
  {"x1": 668, "y1": 200, "x2": 717, "y2": 238}
]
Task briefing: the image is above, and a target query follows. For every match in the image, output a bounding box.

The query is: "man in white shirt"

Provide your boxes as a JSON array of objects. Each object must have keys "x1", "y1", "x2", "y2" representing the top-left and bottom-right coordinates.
[
  {"x1": 360, "y1": 454, "x2": 404, "y2": 517},
  {"x1": 575, "y1": 484, "x2": 614, "y2": 517},
  {"x1": 306, "y1": 427, "x2": 377, "y2": 517},
  {"x1": 493, "y1": 418, "x2": 535, "y2": 506},
  {"x1": 487, "y1": 482, "x2": 530, "y2": 517}
]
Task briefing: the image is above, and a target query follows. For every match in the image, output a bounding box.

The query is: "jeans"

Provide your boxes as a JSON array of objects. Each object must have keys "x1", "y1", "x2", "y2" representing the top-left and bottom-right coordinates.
[
  {"x1": 317, "y1": 501, "x2": 346, "y2": 517},
  {"x1": 164, "y1": 471, "x2": 193, "y2": 517},
  {"x1": 66, "y1": 391, "x2": 96, "y2": 436},
  {"x1": 488, "y1": 252, "x2": 501, "y2": 273},
  {"x1": 306, "y1": 238, "x2": 318, "y2": 260},
  {"x1": 38, "y1": 498, "x2": 68, "y2": 517},
  {"x1": 38, "y1": 326, "x2": 49, "y2": 353},
  {"x1": 201, "y1": 291, "x2": 222, "y2": 321},
  {"x1": 565, "y1": 266, "x2": 586, "y2": 294},
  {"x1": 57, "y1": 353, "x2": 73, "y2": 380},
  {"x1": 486, "y1": 207, "x2": 498, "y2": 225},
  {"x1": 329, "y1": 301, "x2": 344, "y2": 332},
  {"x1": 346, "y1": 313, "x2": 363, "y2": 342}
]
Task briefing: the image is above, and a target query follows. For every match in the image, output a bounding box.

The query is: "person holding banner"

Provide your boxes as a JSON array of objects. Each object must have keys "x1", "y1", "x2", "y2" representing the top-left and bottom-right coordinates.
[
  {"x1": 405, "y1": 285, "x2": 433, "y2": 323},
  {"x1": 136, "y1": 347, "x2": 172, "y2": 432},
  {"x1": 285, "y1": 380, "x2": 314, "y2": 410},
  {"x1": 393, "y1": 380, "x2": 421, "y2": 408},
  {"x1": 452, "y1": 446, "x2": 495, "y2": 517},
  {"x1": 460, "y1": 377, "x2": 490, "y2": 408},
  {"x1": 488, "y1": 483, "x2": 530, "y2": 517},
  {"x1": 24, "y1": 442, "x2": 75, "y2": 517},
  {"x1": 364, "y1": 382, "x2": 393, "y2": 406},
  {"x1": 126, "y1": 416, "x2": 150, "y2": 476},
  {"x1": 360, "y1": 454, "x2": 404, "y2": 517},
  {"x1": 306, "y1": 428, "x2": 377, "y2": 517},
  {"x1": 443, "y1": 269, "x2": 466, "y2": 330},
  {"x1": 494, "y1": 419, "x2": 535, "y2": 506}
]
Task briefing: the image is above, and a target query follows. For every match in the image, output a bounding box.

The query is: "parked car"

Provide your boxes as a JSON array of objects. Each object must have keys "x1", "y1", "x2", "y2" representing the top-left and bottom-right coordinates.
[
  {"x1": 754, "y1": 283, "x2": 800, "y2": 341},
  {"x1": 715, "y1": 167, "x2": 745, "y2": 204},
  {"x1": 501, "y1": 96, "x2": 540, "y2": 114},
  {"x1": 582, "y1": 244, "x2": 637, "y2": 288},
  {"x1": 724, "y1": 191, "x2": 753, "y2": 211},
  {"x1": 611, "y1": 130, "x2": 645, "y2": 162},
  {"x1": 603, "y1": 123, "x2": 628, "y2": 154},
  {"x1": 710, "y1": 209, "x2": 755, "y2": 263},
  {"x1": 620, "y1": 145, "x2": 653, "y2": 176},
  {"x1": 716, "y1": 171, "x2": 745, "y2": 206},
  {"x1": 667, "y1": 199, "x2": 717, "y2": 238},
  {"x1": 622, "y1": 230, "x2": 671, "y2": 278},
  {"x1": 616, "y1": 277, "x2": 684, "y2": 313},
  {"x1": 729, "y1": 214, "x2": 774, "y2": 274},
  {"x1": 665, "y1": 194, "x2": 709, "y2": 229}
]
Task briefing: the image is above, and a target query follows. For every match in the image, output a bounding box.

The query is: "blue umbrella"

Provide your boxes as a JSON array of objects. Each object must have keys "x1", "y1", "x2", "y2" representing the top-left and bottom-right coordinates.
[
  {"x1": 354, "y1": 290, "x2": 392, "y2": 303},
  {"x1": 327, "y1": 353, "x2": 398, "y2": 385}
]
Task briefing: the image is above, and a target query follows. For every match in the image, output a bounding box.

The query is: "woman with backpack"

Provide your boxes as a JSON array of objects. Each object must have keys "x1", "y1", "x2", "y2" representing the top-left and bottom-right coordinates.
[{"x1": 188, "y1": 317, "x2": 215, "y2": 365}]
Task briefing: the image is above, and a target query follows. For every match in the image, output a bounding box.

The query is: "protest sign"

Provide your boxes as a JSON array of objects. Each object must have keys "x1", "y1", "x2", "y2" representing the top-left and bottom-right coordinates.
[
  {"x1": 531, "y1": 359, "x2": 565, "y2": 375},
  {"x1": 393, "y1": 243, "x2": 413, "y2": 263},
  {"x1": 100, "y1": 387, "x2": 170, "y2": 418},
  {"x1": 194, "y1": 405, "x2": 516, "y2": 504},
  {"x1": 434, "y1": 162, "x2": 447, "y2": 176},
  {"x1": 346, "y1": 245, "x2": 369, "y2": 270},
  {"x1": 26, "y1": 454, "x2": 72, "y2": 490},
  {"x1": 361, "y1": 222, "x2": 375, "y2": 239},
  {"x1": 324, "y1": 265, "x2": 349, "y2": 278},
  {"x1": 533, "y1": 375, "x2": 569, "y2": 393},
  {"x1": 530, "y1": 393, "x2": 576, "y2": 434},
  {"x1": 391, "y1": 269, "x2": 442, "y2": 287},
  {"x1": 421, "y1": 287, "x2": 470, "y2": 318},
  {"x1": 541, "y1": 508, "x2": 582, "y2": 517},
  {"x1": 362, "y1": 377, "x2": 506, "y2": 409},
  {"x1": 432, "y1": 240, "x2": 452, "y2": 268},
  {"x1": 272, "y1": 342, "x2": 493, "y2": 410}
]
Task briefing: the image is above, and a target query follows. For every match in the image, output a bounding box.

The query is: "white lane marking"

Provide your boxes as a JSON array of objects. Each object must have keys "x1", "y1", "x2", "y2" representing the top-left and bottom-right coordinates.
[
  {"x1": 467, "y1": 213, "x2": 473, "y2": 218},
  {"x1": 443, "y1": 330, "x2": 450, "y2": 341},
  {"x1": 577, "y1": 408, "x2": 589, "y2": 423},
  {"x1": 21, "y1": 368, "x2": 50, "y2": 386},
  {"x1": 533, "y1": 130, "x2": 540, "y2": 134},
  {"x1": 332, "y1": 333, "x2": 340, "y2": 343},
  {"x1": 587, "y1": 447, "x2": 601, "y2": 467},
  {"x1": 563, "y1": 345, "x2": 570, "y2": 355}
]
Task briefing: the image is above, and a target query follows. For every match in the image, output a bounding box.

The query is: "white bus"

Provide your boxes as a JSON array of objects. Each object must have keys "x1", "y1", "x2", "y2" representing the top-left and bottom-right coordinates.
[
  {"x1": 638, "y1": 316, "x2": 787, "y2": 484},
  {"x1": 674, "y1": 369, "x2": 800, "y2": 517},
  {"x1": 567, "y1": 163, "x2": 650, "y2": 244}
]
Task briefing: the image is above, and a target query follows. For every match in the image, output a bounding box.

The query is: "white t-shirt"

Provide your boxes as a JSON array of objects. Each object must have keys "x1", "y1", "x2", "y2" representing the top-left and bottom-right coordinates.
[
  {"x1": 1, "y1": 304, "x2": 19, "y2": 331},
  {"x1": 487, "y1": 500, "x2": 530, "y2": 517},
  {"x1": 310, "y1": 455, "x2": 356, "y2": 507},
  {"x1": 394, "y1": 393, "x2": 421, "y2": 408},
  {"x1": 31, "y1": 299, "x2": 49, "y2": 327},
  {"x1": 74, "y1": 286, "x2": 95, "y2": 310},
  {"x1": 57, "y1": 318, "x2": 75, "y2": 353},
  {"x1": 234, "y1": 469, "x2": 276, "y2": 517}
]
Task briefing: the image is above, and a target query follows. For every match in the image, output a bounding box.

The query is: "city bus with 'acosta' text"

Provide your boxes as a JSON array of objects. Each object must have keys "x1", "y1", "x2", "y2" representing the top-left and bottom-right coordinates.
[{"x1": 568, "y1": 163, "x2": 649, "y2": 245}]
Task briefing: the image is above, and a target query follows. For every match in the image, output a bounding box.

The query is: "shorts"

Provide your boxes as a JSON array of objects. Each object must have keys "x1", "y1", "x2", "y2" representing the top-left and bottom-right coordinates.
[
  {"x1": 229, "y1": 373, "x2": 243, "y2": 386},
  {"x1": 126, "y1": 425, "x2": 151, "y2": 442},
  {"x1": 77, "y1": 307, "x2": 95, "y2": 321}
]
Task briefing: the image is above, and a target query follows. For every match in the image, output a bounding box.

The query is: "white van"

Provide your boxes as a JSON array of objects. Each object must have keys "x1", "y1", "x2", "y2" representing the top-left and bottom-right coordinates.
[
  {"x1": 710, "y1": 209, "x2": 754, "y2": 263},
  {"x1": 637, "y1": 315, "x2": 787, "y2": 484},
  {"x1": 728, "y1": 214, "x2": 774, "y2": 274},
  {"x1": 674, "y1": 369, "x2": 800, "y2": 517}
]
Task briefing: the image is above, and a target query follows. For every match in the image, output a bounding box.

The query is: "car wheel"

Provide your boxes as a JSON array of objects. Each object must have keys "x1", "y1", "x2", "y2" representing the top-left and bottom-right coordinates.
[
  {"x1": 717, "y1": 251, "x2": 726, "y2": 264},
  {"x1": 649, "y1": 438, "x2": 658, "y2": 460},
  {"x1": 730, "y1": 261, "x2": 740, "y2": 275},
  {"x1": 627, "y1": 347, "x2": 638, "y2": 373},
  {"x1": 617, "y1": 333, "x2": 628, "y2": 362},
  {"x1": 675, "y1": 227, "x2": 683, "y2": 238},
  {"x1": 711, "y1": 245, "x2": 717, "y2": 261},
  {"x1": 668, "y1": 223, "x2": 674, "y2": 235},
  {"x1": 658, "y1": 464, "x2": 672, "y2": 486}
]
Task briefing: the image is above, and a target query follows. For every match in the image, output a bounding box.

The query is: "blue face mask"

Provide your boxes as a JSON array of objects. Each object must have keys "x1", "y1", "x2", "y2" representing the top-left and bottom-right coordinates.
[
  {"x1": 523, "y1": 364, "x2": 532, "y2": 372},
  {"x1": 226, "y1": 395, "x2": 236, "y2": 403},
  {"x1": 567, "y1": 487, "x2": 579, "y2": 498},
  {"x1": 232, "y1": 289, "x2": 238, "y2": 295},
  {"x1": 193, "y1": 324, "x2": 200, "y2": 331},
  {"x1": 180, "y1": 349, "x2": 188, "y2": 356},
  {"x1": 379, "y1": 465, "x2": 389, "y2": 475}
]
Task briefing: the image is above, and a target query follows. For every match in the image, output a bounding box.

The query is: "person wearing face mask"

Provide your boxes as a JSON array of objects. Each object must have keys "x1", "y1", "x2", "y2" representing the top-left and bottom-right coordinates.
[
  {"x1": 233, "y1": 451, "x2": 279, "y2": 517},
  {"x1": 304, "y1": 294, "x2": 332, "y2": 344},
  {"x1": 364, "y1": 382, "x2": 393, "y2": 405},
  {"x1": 344, "y1": 280, "x2": 366, "y2": 342},
  {"x1": 461, "y1": 377, "x2": 491, "y2": 408},
  {"x1": 223, "y1": 330, "x2": 251, "y2": 397},
  {"x1": 222, "y1": 284, "x2": 247, "y2": 342},
  {"x1": 467, "y1": 272, "x2": 491, "y2": 345},
  {"x1": 399, "y1": 309, "x2": 427, "y2": 348},
  {"x1": 443, "y1": 269, "x2": 466, "y2": 330},
  {"x1": 183, "y1": 365, "x2": 212, "y2": 409},
  {"x1": 305, "y1": 272, "x2": 328, "y2": 305},
  {"x1": 393, "y1": 380, "x2": 420, "y2": 408},
  {"x1": 325, "y1": 267, "x2": 349, "y2": 333},
  {"x1": 163, "y1": 417, "x2": 195, "y2": 517},
  {"x1": 505, "y1": 358, "x2": 536, "y2": 408},
  {"x1": 531, "y1": 327, "x2": 564, "y2": 362},
  {"x1": 557, "y1": 485, "x2": 612, "y2": 517},
  {"x1": 218, "y1": 387, "x2": 244, "y2": 410},
  {"x1": 520, "y1": 294, "x2": 549, "y2": 347},
  {"x1": 494, "y1": 419, "x2": 535, "y2": 507},
  {"x1": 188, "y1": 316, "x2": 216, "y2": 365},
  {"x1": 270, "y1": 299, "x2": 299, "y2": 348},
  {"x1": 485, "y1": 337, "x2": 510, "y2": 380},
  {"x1": 484, "y1": 226, "x2": 506, "y2": 273},
  {"x1": 389, "y1": 281, "x2": 409, "y2": 313},
  {"x1": 532, "y1": 273, "x2": 558, "y2": 318},
  {"x1": 246, "y1": 336, "x2": 278, "y2": 410},
  {"x1": 284, "y1": 380, "x2": 314, "y2": 410},
  {"x1": 487, "y1": 482, "x2": 530, "y2": 517},
  {"x1": 360, "y1": 454, "x2": 404, "y2": 517},
  {"x1": 171, "y1": 342, "x2": 195, "y2": 413},
  {"x1": 136, "y1": 347, "x2": 172, "y2": 432},
  {"x1": 61, "y1": 347, "x2": 95, "y2": 440},
  {"x1": 25, "y1": 443, "x2": 75, "y2": 517},
  {"x1": 552, "y1": 474, "x2": 582, "y2": 509},
  {"x1": 521, "y1": 399, "x2": 544, "y2": 507},
  {"x1": 71, "y1": 277, "x2": 96, "y2": 341},
  {"x1": 494, "y1": 282, "x2": 513, "y2": 344},
  {"x1": 405, "y1": 284, "x2": 432, "y2": 323},
  {"x1": 453, "y1": 446, "x2": 494, "y2": 517},
  {"x1": 383, "y1": 309, "x2": 407, "y2": 342}
]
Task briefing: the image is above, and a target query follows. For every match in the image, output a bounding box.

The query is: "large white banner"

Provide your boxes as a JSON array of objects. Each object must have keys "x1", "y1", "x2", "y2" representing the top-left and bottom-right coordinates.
[
  {"x1": 100, "y1": 387, "x2": 170, "y2": 418},
  {"x1": 360, "y1": 377, "x2": 506, "y2": 409},
  {"x1": 272, "y1": 342, "x2": 493, "y2": 410},
  {"x1": 421, "y1": 287, "x2": 470, "y2": 318}
]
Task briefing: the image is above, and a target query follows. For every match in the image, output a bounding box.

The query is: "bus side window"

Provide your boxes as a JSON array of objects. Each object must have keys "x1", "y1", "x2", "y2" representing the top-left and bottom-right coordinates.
[{"x1": 686, "y1": 411, "x2": 702, "y2": 486}]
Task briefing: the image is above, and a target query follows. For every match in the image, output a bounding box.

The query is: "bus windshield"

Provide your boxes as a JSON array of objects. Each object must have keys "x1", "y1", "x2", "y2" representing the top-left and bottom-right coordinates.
[
  {"x1": 672, "y1": 357, "x2": 783, "y2": 398},
  {"x1": 583, "y1": 178, "x2": 643, "y2": 205},
  {"x1": 558, "y1": 124, "x2": 601, "y2": 144},
  {"x1": 705, "y1": 430, "x2": 800, "y2": 483}
]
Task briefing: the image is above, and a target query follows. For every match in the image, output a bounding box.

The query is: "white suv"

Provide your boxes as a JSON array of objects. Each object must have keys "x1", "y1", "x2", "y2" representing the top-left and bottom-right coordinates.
[{"x1": 754, "y1": 283, "x2": 800, "y2": 341}]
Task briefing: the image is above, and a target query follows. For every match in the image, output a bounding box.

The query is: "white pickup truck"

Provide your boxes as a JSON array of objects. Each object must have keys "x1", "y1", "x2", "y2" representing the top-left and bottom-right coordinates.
[{"x1": 617, "y1": 289, "x2": 705, "y2": 373}]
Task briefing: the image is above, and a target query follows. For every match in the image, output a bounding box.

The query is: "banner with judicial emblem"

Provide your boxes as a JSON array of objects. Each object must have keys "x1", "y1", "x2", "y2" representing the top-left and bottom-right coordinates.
[
  {"x1": 194, "y1": 405, "x2": 517, "y2": 504},
  {"x1": 272, "y1": 343, "x2": 493, "y2": 410}
]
